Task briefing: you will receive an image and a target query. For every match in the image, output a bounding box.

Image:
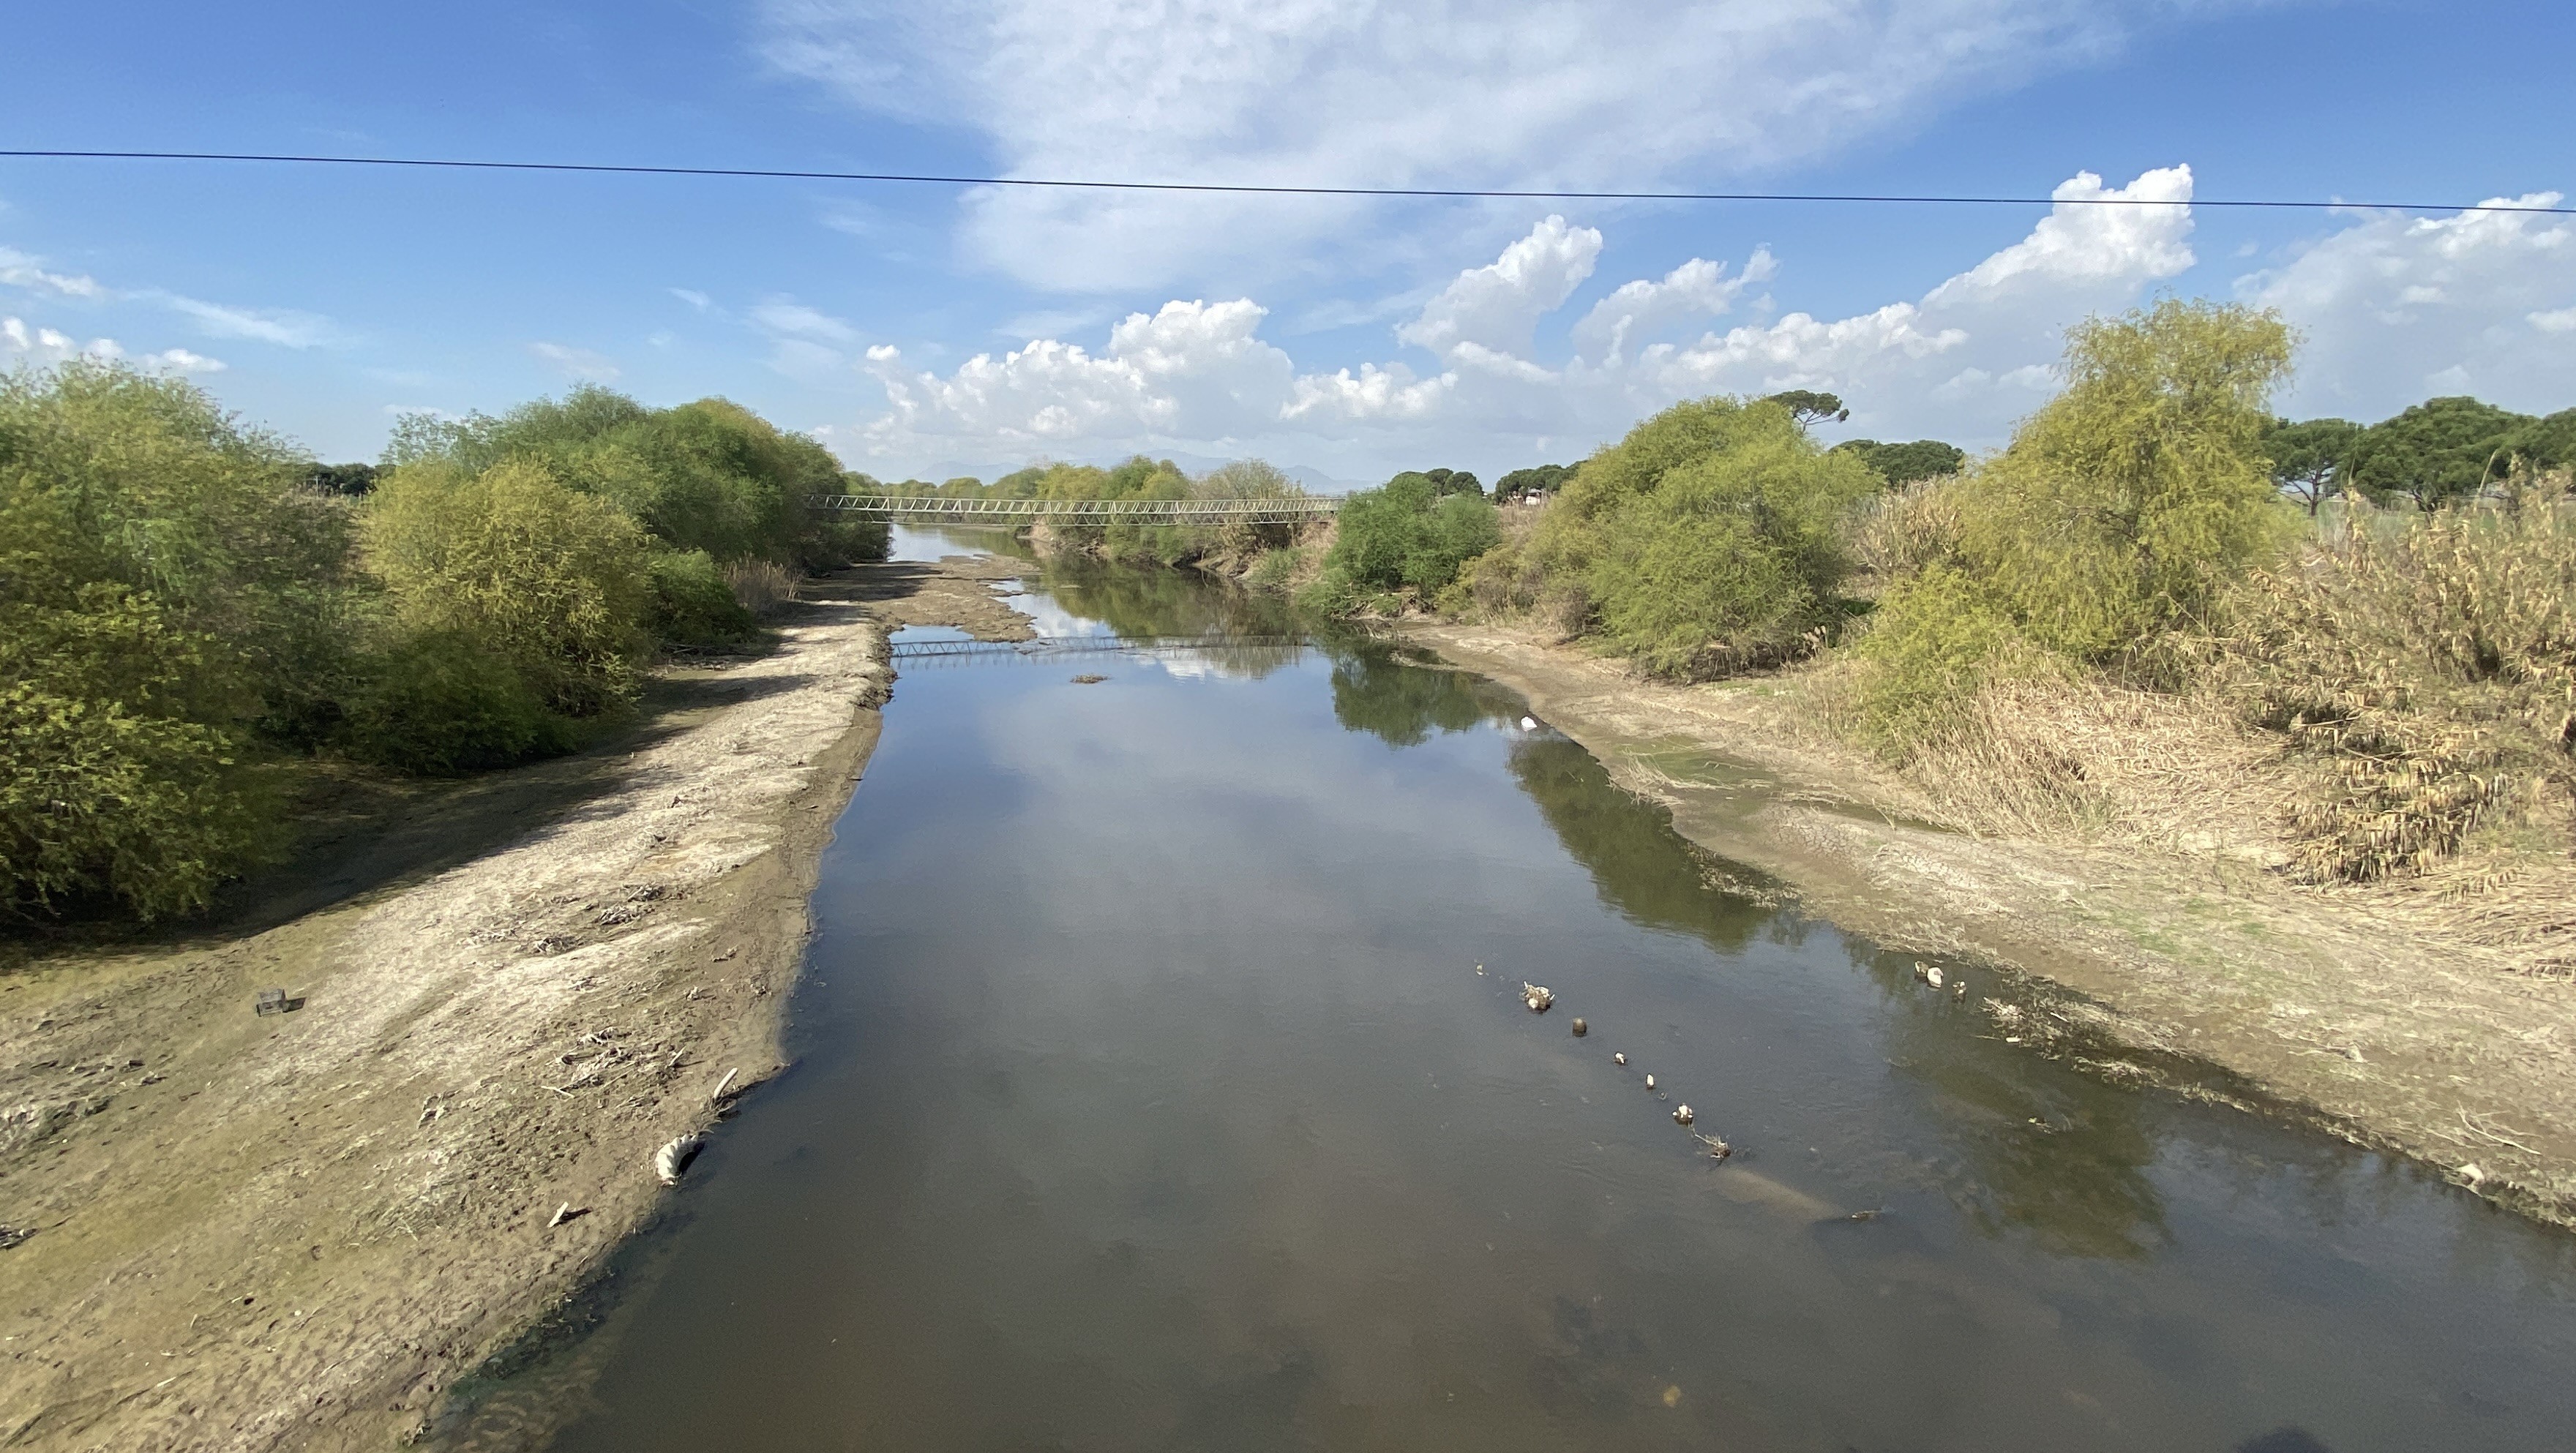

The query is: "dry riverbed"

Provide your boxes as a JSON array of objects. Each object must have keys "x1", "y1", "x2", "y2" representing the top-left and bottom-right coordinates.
[
  {"x1": 1407, "y1": 621, "x2": 2576, "y2": 1231},
  {"x1": 0, "y1": 555, "x2": 1025, "y2": 1452}
]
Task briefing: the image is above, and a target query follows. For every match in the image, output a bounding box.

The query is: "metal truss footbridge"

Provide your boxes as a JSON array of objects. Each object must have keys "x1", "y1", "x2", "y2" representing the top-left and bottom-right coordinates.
[{"x1": 812, "y1": 494, "x2": 1341, "y2": 525}]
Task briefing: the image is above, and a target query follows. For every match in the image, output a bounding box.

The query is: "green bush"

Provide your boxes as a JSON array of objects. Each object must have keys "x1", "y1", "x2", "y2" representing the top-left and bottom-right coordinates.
[
  {"x1": 1497, "y1": 397, "x2": 1876, "y2": 673},
  {"x1": 0, "y1": 582, "x2": 269, "y2": 919},
  {"x1": 364, "y1": 457, "x2": 652, "y2": 718},
  {"x1": 0, "y1": 361, "x2": 341, "y2": 916},
  {"x1": 1852, "y1": 299, "x2": 2298, "y2": 754},
  {"x1": 1300, "y1": 473, "x2": 1500, "y2": 614},
  {"x1": 336, "y1": 629, "x2": 574, "y2": 774},
  {"x1": 1848, "y1": 566, "x2": 2023, "y2": 754},
  {"x1": 384, "y1": 386, "x2": 864, "y2": 579},
  {"x1": 648, "y1": 549, "x2": 758, "y2": 645},
  {"x1": 1955, "y1": 299, "x2": 2296, "y2": 663}
]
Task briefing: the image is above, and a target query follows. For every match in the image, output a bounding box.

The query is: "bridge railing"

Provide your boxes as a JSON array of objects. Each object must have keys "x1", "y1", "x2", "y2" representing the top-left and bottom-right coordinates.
[{"x1": 812, "y1": 494, "x2": 1341, "y2": 524}]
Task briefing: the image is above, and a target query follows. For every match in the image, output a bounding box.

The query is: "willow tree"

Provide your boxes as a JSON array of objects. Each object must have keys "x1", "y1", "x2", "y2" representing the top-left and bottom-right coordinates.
[{"x1": 1958, "y1": 298, "x2": 2297, "y2": 660}]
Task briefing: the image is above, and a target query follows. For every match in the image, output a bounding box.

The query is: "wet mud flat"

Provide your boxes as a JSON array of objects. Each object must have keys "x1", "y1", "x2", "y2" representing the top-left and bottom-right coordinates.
[{"x1": 457, "y1": 557, "x2": 2576, "y2": 1453}]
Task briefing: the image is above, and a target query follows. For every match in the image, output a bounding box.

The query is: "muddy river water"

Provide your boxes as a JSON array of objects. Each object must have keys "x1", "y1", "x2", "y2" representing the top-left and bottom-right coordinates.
[{"x1": 525, "y1": 536, "x2": 2576, "y2": 1452}]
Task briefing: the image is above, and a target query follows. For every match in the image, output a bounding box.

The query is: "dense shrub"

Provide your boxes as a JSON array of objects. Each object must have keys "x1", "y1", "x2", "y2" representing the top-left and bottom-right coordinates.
[
  {"x1": 0, "y1": 362, "x2": 344, "y2": 916},
  {"x1": 335, "y1": 629, "x2": 574, "y2": 774},
  {"x1": 1852, "y1": 301, "x2": 2296, "y2": 752},
  {"x1": 1, "y1": 582, "x2": 270, "y2": 917},
  {"x1": 363, "y1": 458, "x2": 653, "y2": 717},
  {"x1": 1475, "y1": 397, "x2": 1875, "y2": 674},
  {"x1": 384, "y1": 386, "x2": 886, "y2": 570},
  {"x1": 647, "y1": 549, "x2": 758, "y2": 645},
  {"x1": 1300, "y1": 472, "x2": 1500, "y2": 615},
  {"x1": 1957, "y1": 299, "x2": 2296, "y2": 662}
]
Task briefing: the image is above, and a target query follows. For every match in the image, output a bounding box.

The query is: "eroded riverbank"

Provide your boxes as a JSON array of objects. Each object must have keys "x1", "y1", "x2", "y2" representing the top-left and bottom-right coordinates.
[
  {"x1": 0, "y1": 552, "x2": 1030, "y2": 1452},
  {"x1": 1404, "y1": 620, "x2": 2576, "y2": 1229}
]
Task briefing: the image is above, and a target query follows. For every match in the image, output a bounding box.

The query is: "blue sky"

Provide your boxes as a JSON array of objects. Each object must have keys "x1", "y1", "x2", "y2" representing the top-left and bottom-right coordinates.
[{"x1": 4, "y1": 0, "x2": 2572, "y2": 485}]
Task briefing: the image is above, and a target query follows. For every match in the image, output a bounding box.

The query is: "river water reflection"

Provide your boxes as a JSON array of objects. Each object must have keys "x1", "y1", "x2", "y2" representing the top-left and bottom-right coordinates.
[{"x1": 536, "y1": 549, "x2": 2576, "y2": 1452}]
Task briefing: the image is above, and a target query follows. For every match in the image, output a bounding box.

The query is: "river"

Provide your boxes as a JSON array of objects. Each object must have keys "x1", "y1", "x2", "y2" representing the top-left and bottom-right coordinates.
[{"x1": 517, "y1": 533, "x2": 2576, "y2": 1452}]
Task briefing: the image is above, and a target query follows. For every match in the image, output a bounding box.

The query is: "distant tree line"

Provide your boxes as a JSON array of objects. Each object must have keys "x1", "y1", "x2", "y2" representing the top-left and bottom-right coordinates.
[{"x1": 2265, "y1": 397, "x2": 2576, "y2": 513}]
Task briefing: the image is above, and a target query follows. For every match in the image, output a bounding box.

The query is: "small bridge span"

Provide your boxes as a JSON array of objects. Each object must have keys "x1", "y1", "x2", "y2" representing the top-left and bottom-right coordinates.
[
  {"x1": 888, "y1": 634, "x2": 1307, "y2": 665},
  {"x1": 813, "y1": 495, "x2": 1341, "y2": 525}
]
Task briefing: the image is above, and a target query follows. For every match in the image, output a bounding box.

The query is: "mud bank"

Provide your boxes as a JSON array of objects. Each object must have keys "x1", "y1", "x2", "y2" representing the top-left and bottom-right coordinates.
[
  {"x1": 1405, "y1": 622, "x2": 2576, "y2": 1229},
  {"x1": 0, "y1": 557, "x2": 1022, "y2": 1452}
]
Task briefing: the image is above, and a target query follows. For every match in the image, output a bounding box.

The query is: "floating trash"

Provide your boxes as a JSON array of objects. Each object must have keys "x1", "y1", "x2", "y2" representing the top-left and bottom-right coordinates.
[
  {"x1": 1521, "y1": 983, "x2": 1554, "y2": 1013},
  {"x1": 1570, "y1": 1017, "x2": 1588, "y2": 1037},
  {"x1": 1673, "y1": 1104, "x2": 1694, "y2": 1126},
  {"x1": 1614, "y1": 1052, "x2": 1628, "y2": 1067},
  {"x1": 253, "y1": 988, "x2": 302, "y2": 1017}
]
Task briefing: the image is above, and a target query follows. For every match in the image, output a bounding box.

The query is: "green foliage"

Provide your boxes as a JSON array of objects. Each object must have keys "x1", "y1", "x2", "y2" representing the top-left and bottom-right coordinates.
[
  {"x1": 2345, "y1": 396, "x2": 2533, "y2": 510},
  {"x1": 1849, "y1": 566, "x2": 2023, "y2": 754},
  {"x1": 1510, "y1": 396, "x2": 1877, "y2": 675},
  {"x1": 1851, "y1": 299, "x2": 2296, "y2": 751},
  {"x1": 364, "y1": 457, "x2": 653, "y2": 717},
  {"x1": 1, "y1": 582, "x2": 271, "y2": 919},
  {"x1": 383, "y1": 385, "x2": 859, "y2": 568},
  {"x1": 1301, "y1": 471, "x2": 1500, "y2": 615},
  {"x1": 0, "y1": 361, "x2": 339, "y2": 916},
  {"x1": 2263, "y1": 416, "x2": 2363, "y2": 514},
  {"x1": 2510, "y1": 408, "x2": 2576, "y2": 471},
  {"x1": 647, "y1": 548, "x2": 758, "y2": 645},
  {"x1": 1953, "y1": 299, "x2": 2296, "y2": 661},
  {"x1": 1494, "y1": 463, "x2": 1573, "y2": 501},
  {"x1": 1830, "y1": 438, "x2": 1966, "y2": 486},
  {"x1": 1243, "y1": 546, "x2": 1306, "y2": 590},
  {"x1": 1762, "y1": 389, "x2": 1849, "y2": 425},
  {"x1": 1387, "y1": 467, "x2": 1483, "y2": 498},
  {"x1": 1193, "y1": 459, "x2": 1309, "y2": 561},
  {"x1": 309, "y1": 462, "x2": 379, "y2": 495},
  {"x1": 335, "y1": 629, "x2": 574, "y2": 775}
]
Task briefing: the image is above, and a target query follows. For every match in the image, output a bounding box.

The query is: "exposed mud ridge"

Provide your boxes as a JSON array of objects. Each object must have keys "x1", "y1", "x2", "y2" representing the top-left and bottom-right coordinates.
[
  {"x1": 1405, "y1": 622, "x2": 2576, "y2": 1232},
  {"x1": 0, "y1": 557, "x2": 1026, "y2": 1452}
]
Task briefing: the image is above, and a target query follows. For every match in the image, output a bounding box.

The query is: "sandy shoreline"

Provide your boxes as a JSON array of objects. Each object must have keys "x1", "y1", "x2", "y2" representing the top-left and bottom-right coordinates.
[
  {"x1": 1404, "y1": 621, "x2": 2576, "y2": 1230},
  {"x1": 0, "y1": 555, "x2": 1023, "y2": 1452}
]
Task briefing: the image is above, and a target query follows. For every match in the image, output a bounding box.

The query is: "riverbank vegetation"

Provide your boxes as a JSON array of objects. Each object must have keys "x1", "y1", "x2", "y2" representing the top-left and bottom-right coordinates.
[
  {"x1": 1, "y1": 364, "x2": 886, "y2": 923},
  {"x1": 1422, "y1": 300, "x2": 2573, "y2": 963}
]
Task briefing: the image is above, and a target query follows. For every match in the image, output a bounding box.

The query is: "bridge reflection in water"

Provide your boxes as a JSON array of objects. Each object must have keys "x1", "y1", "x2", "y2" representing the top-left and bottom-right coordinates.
[{"x1": 886, "y1": 633, "x2": 1310, "y2": 672}]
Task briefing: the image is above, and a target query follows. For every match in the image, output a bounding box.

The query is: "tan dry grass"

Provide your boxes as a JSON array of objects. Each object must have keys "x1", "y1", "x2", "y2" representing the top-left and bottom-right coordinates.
[
  {"x1": 2204, "y1": 476, "x2": 2575, "y2": 885},
  {"x1": 724, "y1": 557, "x2": 801, "y2": 617}
]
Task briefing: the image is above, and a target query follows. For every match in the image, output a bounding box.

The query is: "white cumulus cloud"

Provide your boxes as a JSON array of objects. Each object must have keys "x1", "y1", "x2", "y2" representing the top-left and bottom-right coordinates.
[
  {"x1": 835, "y1": 166, "x2": 2574, "y2": 481},
  {"x1": 1398, "y1": 216, "x2": 1602, "y2": 360},
  {"x1": 2239, "y1": 194, "x2": 2576, "y2": 417},
  {"x1": 760, "y1": 0, "x2": 2209, "y2": 292},
  {"x1": 863, "y1": 297, "x2": 1296, "y2": 452}
]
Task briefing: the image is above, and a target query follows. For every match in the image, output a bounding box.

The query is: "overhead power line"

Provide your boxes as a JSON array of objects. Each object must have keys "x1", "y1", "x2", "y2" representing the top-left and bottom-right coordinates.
[{"x1": 2, "y1": 149, "x2": 2569, "y2": 215}]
